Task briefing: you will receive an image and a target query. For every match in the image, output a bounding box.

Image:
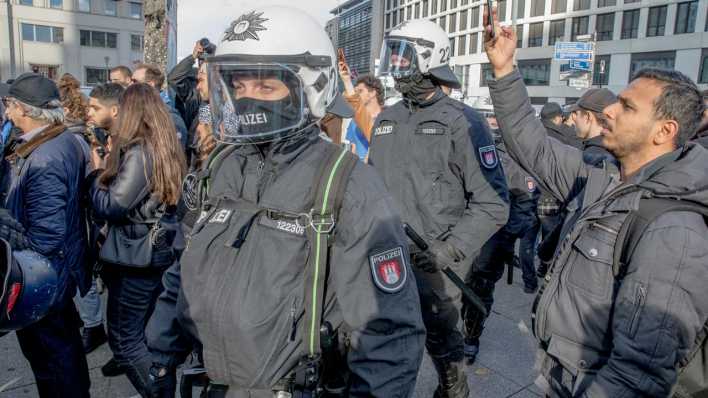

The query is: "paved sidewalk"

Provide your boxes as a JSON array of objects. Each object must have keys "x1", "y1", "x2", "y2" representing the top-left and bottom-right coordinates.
[{"x1": 1, "y1": 267, "x2": 540, "y2": 398}]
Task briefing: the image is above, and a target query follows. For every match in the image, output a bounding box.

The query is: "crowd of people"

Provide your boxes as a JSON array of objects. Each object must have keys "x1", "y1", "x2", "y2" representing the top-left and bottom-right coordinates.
[{"x1": 0, "y1": 4, "x2": 707, "y2": 398}]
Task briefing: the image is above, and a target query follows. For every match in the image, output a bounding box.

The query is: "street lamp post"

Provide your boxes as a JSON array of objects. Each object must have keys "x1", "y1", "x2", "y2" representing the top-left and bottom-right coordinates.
[{"x1": 104, "y1": 56, "x2": 110, "y2": 83}]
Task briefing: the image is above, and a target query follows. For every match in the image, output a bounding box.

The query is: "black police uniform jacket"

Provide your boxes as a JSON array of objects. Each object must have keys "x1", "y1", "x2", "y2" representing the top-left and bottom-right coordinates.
[
  {"x1": 368, "y1": 89, "x2": 509, "y2": 263},
  {"x1": 146, "y1": 131, "x2": 426, "y2": 397}
]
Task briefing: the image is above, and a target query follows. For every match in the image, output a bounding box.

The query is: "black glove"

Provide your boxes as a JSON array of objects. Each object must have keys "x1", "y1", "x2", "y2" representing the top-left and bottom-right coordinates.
[
  {"x1": 414, "y1": 239, "x2": 465, "y2": 273},
  {"x1": 0, "y1": 209, "x2": 30, "y2": 250},
  {"x1": 148, "y1": 364, "x2": 176, "y2": 398}
]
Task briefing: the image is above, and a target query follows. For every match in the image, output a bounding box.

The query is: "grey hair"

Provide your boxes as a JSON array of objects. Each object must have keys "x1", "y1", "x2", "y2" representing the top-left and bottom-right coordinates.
[{"x1": 17, "y1": 99, "x2": 65, "y2": 125}]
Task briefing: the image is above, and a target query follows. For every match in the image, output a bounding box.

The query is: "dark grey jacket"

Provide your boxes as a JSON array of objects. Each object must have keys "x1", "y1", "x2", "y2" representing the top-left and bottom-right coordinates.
[
  {"x1": 490, "y1": 70, "x2": 708, "y2": 397},
  {"x1": 147, "y1": 132, "x2": 425, "y2": 397},
  {"x1": 368, "y1": 90, "x2": 509, "y2": 262}
]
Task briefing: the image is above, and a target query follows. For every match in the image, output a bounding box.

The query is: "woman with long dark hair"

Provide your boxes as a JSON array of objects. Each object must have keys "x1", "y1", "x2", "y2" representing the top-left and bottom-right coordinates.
[{"x1": 89, "y1": 83, "x2": 186, "y2": 396}]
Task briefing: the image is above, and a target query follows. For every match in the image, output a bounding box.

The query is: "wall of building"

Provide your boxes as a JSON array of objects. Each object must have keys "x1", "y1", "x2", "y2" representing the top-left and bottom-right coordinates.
[
  {"x1": 0, "y1": 0, "x2": 143, "y2": 85},
  {"x1": 383, "y1": 0, "x2": 708, "y2": 105}
]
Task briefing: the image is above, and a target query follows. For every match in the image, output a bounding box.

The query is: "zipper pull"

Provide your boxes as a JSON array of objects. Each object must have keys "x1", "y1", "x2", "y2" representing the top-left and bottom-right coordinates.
[
  {"x1": 257, "y1": 160, "x2": 265, "y2": 176},
  {"x1": 289, "y1": 299, "x2": 298, "y2": 342}
]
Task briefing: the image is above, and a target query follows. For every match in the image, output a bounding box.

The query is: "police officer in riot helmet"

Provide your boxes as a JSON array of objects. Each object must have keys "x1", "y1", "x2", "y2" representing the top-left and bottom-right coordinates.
[
  {"x1": 369, "y1": 19, "x2": 509, "y2": 398},
  {"x1": 146, "y1": 6, "x2": 425, "y2": 397}
]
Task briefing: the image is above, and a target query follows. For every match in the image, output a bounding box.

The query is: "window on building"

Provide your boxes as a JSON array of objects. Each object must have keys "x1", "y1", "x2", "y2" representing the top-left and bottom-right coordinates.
[
  {"x1": 471, "y1": 6, "x2": 479, "y2": 27},
  {"x1": 647, "y1": 6, "x2": 667, "y2": 37},
  {"x1": 469, "y1": 32, "x2": 478, "y2": 54},
  {"x1": 50, "y1": 0, "x2": 62, "y2": 9},
  {"x1": 530, "y1": 97, "x2": 549, "y2": 105},
  {"x1": 549, "y1": 19, "x2": 565, "y2": 45},
  {"x1": 19, "y1": 0, "x2": 32, "y2": 5},
  {"x1": 399, "y1": 8, "x2": 405, "y2": 23},
  {"x1": 415, "y1": 2, "x2": 420, "y2": 18},
  {"x1": 78, "y1": 0, "x2": 91, "y2": 12},
  {"x1": 393, "y1": 0, "x2": 398, "y2": 8},
  {"x1": 531, "y1": 0, "x2": 545, "y2": 17},
  {"x1": 573, "y1": 0, "x2": 589, "y2": 11},
  {"x1": 104, "y1": 0, "x2": 116, "y2": 15},
  {"x1": 512, "y1": 0, "x2": 524, "y2": 19},
  {"x1": 621, "y1": 9, "x2": 640, "y2": 39},
  {"x1": 597, "y1": 0, "x2": 615, "y2": 7},
  {"x1": 498, "y1": 0, "x2": 507, "y2": 21},
  {"x1": 386, "y1": 13, "x2": 391, "y2": 29},
  {"x1": 593, "y1": 55, "x2": 610, "y2": 85},
  {"x1": 130, "y1": 34, "x2": 143, "y2": 51},
  {"x1": 699, "y1": 49, "x2": 708, "y2": 84},
  {"x1": 451, "y1": 0, "x2": 457, "y2": 8},
  {"x1": 86, "y1": 67, "x2": 109, "y2": 86},
  {"x1": 571, "y1": 16, "x2": 588, "y2": 41},
  {"x1": 21, "y1": 23, "x2": 63, "y2": 43},
  {"x1": 518, "y1": 59, "x2": 551, "y2": 85},
  {"x1": 29, "y1": 64, "x2": 58, "y2": 79},
  {"x1": 528, "y1": 22, "x2": 543, "y2": 47},
  {"x1": 440, "y1": 0, "x2": 447, "y2": 12},
  {"x1": 423, "y1": 0, "x2": 429, "y2": 16},
  {"x1": 624, "y1": 0, "x2": 639, "y2": 3},
  {"x1": 460, "y1": 9, "x2": 467, "y2": 30},
  {"x1": 432, "y1": 0, "x2": 438, "y2": 14},
  {"x1": 629, "y1": 51, "x2": 676, "y2": 79},
  {"x1": 596, "y1": 13, "x2": 614, "y2": 41},
  {"x1": 462, "y1": 0, "x2": 468, "y2": 5},
  {"x1": 386, "y1": 0, "x2": 391, "y2": 9},
  {"x1": 551, "y1": 0, "x2": 566, "y2": 13},
  {"x1": 458, "y1": 34, "x2": 466, "y2": 55},
  {"x1": 516, "y1": 24, "x2": 523, "y2": 47},
  {"x1": 130, "y1": 2, "x2": 142, "y2": 19},
  {"x1": 406, "y1": 5, "x2": 411, "y2": 20},
  {"x1": 449, "y1": 12, "x2": 456, "y2": 32},
  {"x1": 439, "y1": 15, "x2": 446, "y2": 29},
  {"x1": 480, "y1": 63, "x2": 493, "y2": 86},
  {"x1": 551, "y1": 0, "x2": 568, "y2": 14},
  {"x1": 675, "y1": 1, "x2": 698, "y2": 34},
  {"x1": 449, "y1": 37, "x2": 455, "y2": 56},
  {"x1": 80, "y1": 29, "x2": 118, "y2": 48}
]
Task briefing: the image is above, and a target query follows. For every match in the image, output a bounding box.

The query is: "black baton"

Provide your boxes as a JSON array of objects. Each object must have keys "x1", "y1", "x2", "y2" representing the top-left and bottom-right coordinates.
[{"x1": 403, "y1": 223, "x2": 488, "y2": 317}]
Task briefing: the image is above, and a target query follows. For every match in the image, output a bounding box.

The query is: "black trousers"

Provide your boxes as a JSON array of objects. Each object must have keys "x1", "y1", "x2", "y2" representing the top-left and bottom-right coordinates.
[
  {"x1": 16, "y1": 293, "x2": 91, "y2": 398},
  {"x1": 103, "y1": 265, "x2": 165, "y2": 397}
]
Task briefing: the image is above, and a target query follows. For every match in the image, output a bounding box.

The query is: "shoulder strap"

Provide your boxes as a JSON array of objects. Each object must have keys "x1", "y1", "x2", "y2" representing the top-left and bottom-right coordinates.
[
  {"x1": 302, "y1": 145, "x2": 358, "y2": 359},
  {"x1": 613, "y1": 197, "x2": 708, "y2": 279}
]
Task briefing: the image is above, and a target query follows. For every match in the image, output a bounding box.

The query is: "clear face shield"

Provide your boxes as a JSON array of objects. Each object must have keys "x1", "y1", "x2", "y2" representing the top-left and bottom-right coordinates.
[
  {"x1": 207, "y1": 61, "x2": 306, "y2": 145},
  {"x1": 377, "y1": 39, "x2": 419, "y2": 79}
]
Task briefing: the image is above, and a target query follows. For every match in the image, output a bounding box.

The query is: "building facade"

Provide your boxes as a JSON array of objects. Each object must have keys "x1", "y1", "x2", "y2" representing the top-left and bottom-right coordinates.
[
  {"x1": 382, "y1": 0, "x2": 708, "y2": 106},
  {"x1": 331, "y1": 0, "x2": 385, "y2": 78},
  {"x1": 0, "y1": 0, "x2": 144, "y2": 85}
]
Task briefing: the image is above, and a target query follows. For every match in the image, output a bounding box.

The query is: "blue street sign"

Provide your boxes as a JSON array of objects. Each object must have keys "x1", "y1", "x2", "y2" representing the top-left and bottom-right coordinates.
[
  {"x1": 554, "y1": 42, "x2": 594, "y2": 52},
  {"x1": 570, "y1": 60, "x2": 592, "y2": 71},
  {"x1": 555, "y1": 51, "x2": 593, "y2": 61}
]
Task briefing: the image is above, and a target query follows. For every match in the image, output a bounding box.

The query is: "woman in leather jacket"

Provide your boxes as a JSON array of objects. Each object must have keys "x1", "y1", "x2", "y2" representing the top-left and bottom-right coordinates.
[{"x1": 88, "y1": 83, "x2": 186, "y2": 397}]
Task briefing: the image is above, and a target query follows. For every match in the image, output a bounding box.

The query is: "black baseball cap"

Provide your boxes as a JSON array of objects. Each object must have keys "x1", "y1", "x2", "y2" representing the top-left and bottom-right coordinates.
[
  {"x1": 570, "y1": 88, "x2": 617, "y2": 113},
  {"x1": 6, "y1": 73, "x2": 60, "y2": 109},
  {"x1": 540, "y1": 102, "x2": 563, "y2": 119}
]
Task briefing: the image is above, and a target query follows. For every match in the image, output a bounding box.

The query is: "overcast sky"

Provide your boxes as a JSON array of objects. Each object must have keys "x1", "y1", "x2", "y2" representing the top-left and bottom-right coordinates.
[{"x1": 177, "y1": 0, "x2": 342, "y2": 59}]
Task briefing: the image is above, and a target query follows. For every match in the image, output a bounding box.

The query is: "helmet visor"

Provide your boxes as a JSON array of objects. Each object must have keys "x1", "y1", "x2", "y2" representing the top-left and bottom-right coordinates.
[
  {"x1": 207, "y1": 62, "x2": 306, "y2": 145},
  {"x1": 378, "y1": 39, "x2": 419, "y2": 78}
]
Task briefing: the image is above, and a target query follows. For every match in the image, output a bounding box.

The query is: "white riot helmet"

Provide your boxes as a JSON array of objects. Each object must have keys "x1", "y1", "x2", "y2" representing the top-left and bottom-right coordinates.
[
  {"x1": 378, "y1": 19, "x2": 460, "y2": 89},
  {"x1": 207, "y1": 6, "x2": 338, "y2": 145}
]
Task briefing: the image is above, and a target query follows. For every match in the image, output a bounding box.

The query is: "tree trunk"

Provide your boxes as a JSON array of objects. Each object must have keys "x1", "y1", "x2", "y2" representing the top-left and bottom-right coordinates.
[{"x1": 143, "y1": 0, "x2": 167, "y2": 74}]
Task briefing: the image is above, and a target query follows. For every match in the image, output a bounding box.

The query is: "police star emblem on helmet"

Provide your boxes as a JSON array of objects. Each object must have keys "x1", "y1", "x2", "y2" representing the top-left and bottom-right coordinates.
[{"x1": 224, "y1": 11, "x2": 269, "y2": 42}]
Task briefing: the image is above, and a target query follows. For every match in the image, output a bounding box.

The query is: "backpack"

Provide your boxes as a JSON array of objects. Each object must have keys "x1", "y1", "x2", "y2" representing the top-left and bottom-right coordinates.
[{"x1": 613, "y1": 198, "x2": 708, "y2": 398}]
